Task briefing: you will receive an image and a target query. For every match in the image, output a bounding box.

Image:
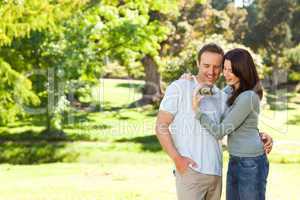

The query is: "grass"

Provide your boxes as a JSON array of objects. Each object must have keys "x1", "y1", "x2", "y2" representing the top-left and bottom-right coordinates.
[
  {"x1": 0, "y1": 78, "x2": 300, "y2": 199},
  {"x1": 0, "y1": 159, "x2": 300, "y2": 200}
]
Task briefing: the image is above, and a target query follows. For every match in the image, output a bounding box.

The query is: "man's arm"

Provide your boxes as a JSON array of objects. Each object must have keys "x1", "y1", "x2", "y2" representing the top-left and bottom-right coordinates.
[{"x1": 155, "y1": 110, "x2": 197, "y2": 175}]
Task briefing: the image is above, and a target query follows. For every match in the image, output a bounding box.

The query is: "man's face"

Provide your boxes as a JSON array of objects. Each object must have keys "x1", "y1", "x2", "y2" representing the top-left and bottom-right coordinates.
[{"x1": 198, "y1": 51, "x2": 223, "y2": 85}]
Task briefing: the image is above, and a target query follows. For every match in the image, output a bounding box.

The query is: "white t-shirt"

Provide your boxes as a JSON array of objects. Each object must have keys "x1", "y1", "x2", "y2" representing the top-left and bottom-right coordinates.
[{"x1": 159, "y1": 79, "x2": 228, "y2": 176}]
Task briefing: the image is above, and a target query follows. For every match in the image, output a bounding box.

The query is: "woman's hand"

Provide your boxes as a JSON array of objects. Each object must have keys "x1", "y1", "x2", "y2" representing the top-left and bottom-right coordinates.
[
  {"x1": 180, "y1": 74, "x2": 204, "y2": 112},
  {"x1": 180, "y1": 72, "x2": 193, "y2": 80},
  {"x1": 259, "y1": 132, "x2": 273, "y2": 154},
  {"x1": 192, "y1": 84, "x2": 204, "y2": 112}
]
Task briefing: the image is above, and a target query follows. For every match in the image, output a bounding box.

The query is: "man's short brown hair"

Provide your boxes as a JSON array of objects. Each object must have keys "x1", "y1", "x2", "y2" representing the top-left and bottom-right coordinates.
[{"x1": 197, "y1": 43, "x2": 224, "y2": 63}]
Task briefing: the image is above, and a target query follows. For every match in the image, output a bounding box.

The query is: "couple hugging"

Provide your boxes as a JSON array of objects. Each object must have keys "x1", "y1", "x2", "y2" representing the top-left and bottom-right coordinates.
[{"x1": 156, "y1": 43, "x2": 273, "y2": 200}]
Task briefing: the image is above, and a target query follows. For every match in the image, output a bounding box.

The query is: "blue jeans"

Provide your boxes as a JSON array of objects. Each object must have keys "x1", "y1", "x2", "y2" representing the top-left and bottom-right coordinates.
[{"x1": 226, "y1": 154, "x2": 269, "y2": 200}]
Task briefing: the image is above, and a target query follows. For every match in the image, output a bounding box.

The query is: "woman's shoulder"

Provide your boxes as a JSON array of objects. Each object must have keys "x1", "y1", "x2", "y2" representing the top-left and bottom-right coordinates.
[{"x1": 236, "y1": 90, "x2": 260, "y2": 103}]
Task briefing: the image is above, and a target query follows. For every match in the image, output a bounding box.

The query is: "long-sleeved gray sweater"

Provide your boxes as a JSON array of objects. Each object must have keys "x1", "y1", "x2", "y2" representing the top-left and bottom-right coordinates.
[{"x1": 196, "y1": 90, "x2": 264, "y2": 157}]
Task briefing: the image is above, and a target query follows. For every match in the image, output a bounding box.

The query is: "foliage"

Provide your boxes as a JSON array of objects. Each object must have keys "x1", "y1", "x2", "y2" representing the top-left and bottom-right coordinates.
[
  {"x1": 162, "y1": 34, "x2": 264, "y2": 85},
  {"x1": 0, "y1": 0, "x2": 299, "y2": 127},
  {"x1": 243, "y1": 0, "x2": 297, "y2": 88},
  {"x1": 91, "y1": 0, "x2": 178, "y2": 76},
  {"x1": 0, "y1": 59, "x2": 40, "y2": 124},
  {"x1": 0, "y1": 0, "x2": 89, "y2": 126},
  {"x1": 285, "y1": 44, "x2": 300, "y2": 82}
]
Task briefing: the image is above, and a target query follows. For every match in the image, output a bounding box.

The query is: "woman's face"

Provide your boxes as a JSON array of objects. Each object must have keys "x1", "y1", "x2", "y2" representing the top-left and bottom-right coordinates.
[{"x1": 223, "y1": 59, "x2": 240, "y2": 87}]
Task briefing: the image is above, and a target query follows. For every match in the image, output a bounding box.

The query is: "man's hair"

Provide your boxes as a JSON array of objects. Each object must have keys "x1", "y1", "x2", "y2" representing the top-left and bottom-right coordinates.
[{"x1": 197, "y1": 43, "x2": 224, "y2": 63}]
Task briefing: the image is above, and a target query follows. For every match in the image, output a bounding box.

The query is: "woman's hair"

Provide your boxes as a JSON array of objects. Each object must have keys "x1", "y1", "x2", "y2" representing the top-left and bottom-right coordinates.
[{"x1": 223, "y1": 48, "x2": 263, "y2": 106}]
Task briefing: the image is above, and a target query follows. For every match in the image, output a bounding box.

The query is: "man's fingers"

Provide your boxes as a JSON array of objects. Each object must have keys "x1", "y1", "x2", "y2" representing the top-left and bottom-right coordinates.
[{"x1": 187, "y1": 158, "x2": 198, "y2": 167}]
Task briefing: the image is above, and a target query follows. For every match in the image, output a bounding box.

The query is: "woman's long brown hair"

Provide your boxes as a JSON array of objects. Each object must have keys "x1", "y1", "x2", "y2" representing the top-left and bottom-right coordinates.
[{"x1": 223, "y1": 48, "x2": 263, "y2": 106}]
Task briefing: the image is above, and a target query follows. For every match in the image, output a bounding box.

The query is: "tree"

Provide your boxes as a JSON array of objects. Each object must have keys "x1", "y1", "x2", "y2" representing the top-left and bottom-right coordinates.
[
  {"x1": 244, "y1": 0, "x2": 295, "y2": 90},
  {"x1": 91, "y1": 1, "x2": 179, "y2": 105},
  {"x1": 0, "y1": 0, "x2": 88, "y2": 127},
  {"x1": 210, "y1": 0, "x2": 233, "y2": 10},
  {"x1": 285, "y1": 44, "x2": 300, "y2": 91},
  {"x1": 290, "y1": 0, "x2": 300, "y2": 44},
  {"x1": 224, "y1": 3, "x2": 249, "y2": 43}
]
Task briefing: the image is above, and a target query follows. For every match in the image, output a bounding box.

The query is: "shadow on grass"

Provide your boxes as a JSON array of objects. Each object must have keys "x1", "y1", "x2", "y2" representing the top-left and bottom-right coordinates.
[
  {"x1": 62, "y1": 111, "x2": 112, "y2": 130},
  {"x1": 115, "y1": 135, "x2": 162, "y2": 152},
  {"x1": 145, "y1": 110, "x2": 158, "y2": 117},
  {"x1": 94, "y1": 101, "x2": 126, "y2": 112},
  {"x1": 111, "y1": 111, "x2": 132, "y2": 120},
  {"x1": 0, "y1": 129, "x2": 96, "y2": 142},
  {"x1": 116, "y1": 83, "x2": 143, "y2": 90},
  {"x1": 287, "y1": 114, "x2": 300, "y2": 125},
  {"x1": 0, "y1": 128, "x2": 87, "y2": 164},
  {"x1": 0, "y1": 121, "x2": 98, "y2": 164},
  {"x1": 5, "y1": 115, "x2": 47, "y2": 128},
  {"x1": 266, "y1": 92, "x2": 296, "y2": 111},
  {"x1": 0, "y1": 141, "x2": 79, "y2": 164}
]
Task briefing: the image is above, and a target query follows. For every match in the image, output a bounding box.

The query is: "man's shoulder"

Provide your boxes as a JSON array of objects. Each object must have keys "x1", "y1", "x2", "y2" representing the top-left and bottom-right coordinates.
[
  {"x1": 170, "y1": 79, "x2": 192, "y2": 86},
  {"x1": 168, "y1": 79, "x2": 193, "y2": 90}
]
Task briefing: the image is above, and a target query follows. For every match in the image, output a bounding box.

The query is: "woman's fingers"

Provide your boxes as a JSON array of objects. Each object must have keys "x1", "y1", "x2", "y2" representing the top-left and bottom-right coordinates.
[
  {"x1": 192, "y1": 75, "x2": 198, "y2": 83},
  {"x1": 192, "y1": 84, "x2": 202, "y2": 97},
  {"x1": 192, "y1": 92, "x2": 203, "y2": 112},
  {"x1": 180, "y1": 73, "x2": 193, "y2": 80}
]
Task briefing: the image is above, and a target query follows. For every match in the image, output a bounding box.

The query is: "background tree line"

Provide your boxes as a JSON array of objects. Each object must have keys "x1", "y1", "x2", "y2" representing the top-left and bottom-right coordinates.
[{"x1": 0, "y1": 0, "x2": 299, "y2": 133}]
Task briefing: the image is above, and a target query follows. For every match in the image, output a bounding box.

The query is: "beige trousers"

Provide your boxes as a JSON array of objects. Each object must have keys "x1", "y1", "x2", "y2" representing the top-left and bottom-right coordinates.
[{"x1": 175, "y1": 167, "x2": 222, "y2": 200}]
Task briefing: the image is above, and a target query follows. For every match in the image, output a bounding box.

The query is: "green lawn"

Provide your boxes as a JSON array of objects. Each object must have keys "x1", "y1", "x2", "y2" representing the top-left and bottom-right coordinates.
[
  {"x1": 0, "y1": 78, "x2": 300, "y2": 199},
  {"x1": 1, "y1": 160, "x2": 300, "y2": 200}
]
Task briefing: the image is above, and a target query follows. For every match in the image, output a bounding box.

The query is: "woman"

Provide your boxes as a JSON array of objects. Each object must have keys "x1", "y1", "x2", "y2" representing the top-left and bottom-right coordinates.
[{"x1": 192, "y1": 48, "x2": 269, "y2": 200}]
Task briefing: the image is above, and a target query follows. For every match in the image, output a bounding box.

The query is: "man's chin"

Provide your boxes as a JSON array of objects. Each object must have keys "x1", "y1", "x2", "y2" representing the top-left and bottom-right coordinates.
[{"x1": 206, "y1": 80, "x2": 216, "y2": 85}]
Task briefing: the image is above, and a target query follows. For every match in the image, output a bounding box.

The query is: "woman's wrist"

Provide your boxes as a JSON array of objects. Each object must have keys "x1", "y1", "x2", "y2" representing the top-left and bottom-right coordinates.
[{"x1": 194, "y1": 109, "x2": 203, "y2": 120}]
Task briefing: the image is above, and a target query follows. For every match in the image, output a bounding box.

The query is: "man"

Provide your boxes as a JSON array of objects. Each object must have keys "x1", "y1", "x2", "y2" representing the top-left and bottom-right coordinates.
[{"x1": 155, "y1": 43, "x2": 273, "y2": 200}]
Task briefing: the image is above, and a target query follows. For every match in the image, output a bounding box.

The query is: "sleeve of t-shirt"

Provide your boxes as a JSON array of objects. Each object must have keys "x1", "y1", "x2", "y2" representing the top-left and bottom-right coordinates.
[{"x1": 159, "y1": 82, "x2": 181, "y2": 116}]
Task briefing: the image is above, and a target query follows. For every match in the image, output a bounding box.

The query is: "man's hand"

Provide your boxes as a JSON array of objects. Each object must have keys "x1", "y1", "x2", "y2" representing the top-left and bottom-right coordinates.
[
  {"x1": 174, "y1": 155, "x2": 198, "y2": 175},
  {"x1": 260, "y1": 132, "x2": 273, "y2": 154}
]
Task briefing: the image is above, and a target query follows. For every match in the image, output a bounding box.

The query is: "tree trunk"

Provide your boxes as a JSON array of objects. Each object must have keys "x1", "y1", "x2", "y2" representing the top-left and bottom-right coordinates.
[
  {"x1": 271, "y1": 69, "x2": 279, "y2": 91},
  {"x1": 130, "y1": 55, "x2": 163, "y2": 107}
]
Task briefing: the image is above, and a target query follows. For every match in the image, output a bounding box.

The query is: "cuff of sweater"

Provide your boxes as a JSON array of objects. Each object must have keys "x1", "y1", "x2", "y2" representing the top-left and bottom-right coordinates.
[{"x1": 195, "y1": 111, "x2": 204, "y2": 120}]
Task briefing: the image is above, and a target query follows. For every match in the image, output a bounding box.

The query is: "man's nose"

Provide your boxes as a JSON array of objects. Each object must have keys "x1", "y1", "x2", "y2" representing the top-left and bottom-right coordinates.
[{"x1": 208, "y1": 67, "x2": 214, "y2": 74}]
